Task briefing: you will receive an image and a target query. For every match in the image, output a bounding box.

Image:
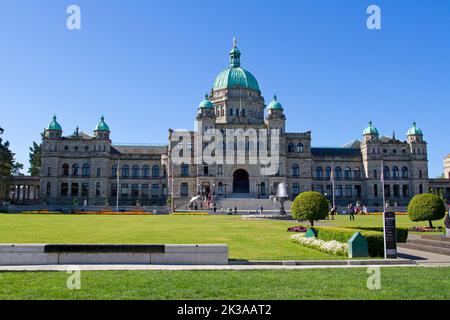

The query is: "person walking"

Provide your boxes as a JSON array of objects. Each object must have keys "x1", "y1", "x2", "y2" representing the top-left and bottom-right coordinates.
[
  {"x1": 348, "y1": 204, "x2": 355, "y2": 221},
  {"x1": 330, "y1": 205, "x2": 336, "y2": 220},
  {"x1": 213, "y1": 203, "x2": 217, "y2": 214},
  {"x1": 234, "y1": 206, "x2": 237, "y2": 215},
  {"x1": 260, "y1": 206, "x2": 264, "y2": 215}
]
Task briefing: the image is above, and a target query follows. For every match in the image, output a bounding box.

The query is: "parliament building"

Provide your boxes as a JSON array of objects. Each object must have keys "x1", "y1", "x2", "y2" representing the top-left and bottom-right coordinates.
[{"x1": 36, "y1": 41, "x2": 450, "y2": 208}]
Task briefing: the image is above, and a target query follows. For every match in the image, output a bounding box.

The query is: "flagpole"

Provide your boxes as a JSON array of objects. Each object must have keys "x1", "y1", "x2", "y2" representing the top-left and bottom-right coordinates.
[
  {"x1": 116, "y1": 159, "x2": 120, "y2": 212},
  {"x1": 330, "y1": 161, "x2": 336, "y2": 209},
  {"x1": 381, "y1": 160, "x2": 386, "y2": 213}
]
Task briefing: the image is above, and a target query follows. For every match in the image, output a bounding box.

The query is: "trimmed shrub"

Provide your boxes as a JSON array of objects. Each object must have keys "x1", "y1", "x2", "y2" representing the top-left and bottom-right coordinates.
[
  {"x1": 291, "y1": 191, "x2": 329, "y2": 226},
  {"x1": 314, "y1": 226, "x2": 384, "y2": 257},
  {"x1": 348, "y1": 226, "x2": 409, "y2": 243},
  {"x1": 408, "y1": 193, "x2": 446, "y2": 228}
]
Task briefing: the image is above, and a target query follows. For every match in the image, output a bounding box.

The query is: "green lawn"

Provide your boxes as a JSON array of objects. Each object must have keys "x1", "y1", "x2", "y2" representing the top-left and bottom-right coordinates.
[
  {"x1": 0, "y1": 267, "x2": 449, "y2": 299},
  {"x1": 0, "y1": 214, "x2": 445, "y2": 260},
  {"x1": 0, "y1": 214, "x2": 335, "y2": 260}
]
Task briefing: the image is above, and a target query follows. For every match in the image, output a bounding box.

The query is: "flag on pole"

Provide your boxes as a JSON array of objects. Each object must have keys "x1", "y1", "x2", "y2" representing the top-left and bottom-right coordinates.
[{"x1": 380, "y1": 162, "x2": 384, "y2": 184}]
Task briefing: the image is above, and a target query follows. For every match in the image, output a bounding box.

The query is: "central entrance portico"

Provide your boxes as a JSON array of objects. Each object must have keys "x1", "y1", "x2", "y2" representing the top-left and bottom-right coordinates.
[{"x1": 233, "y1": 169, "x2": 250, "y2": 194}]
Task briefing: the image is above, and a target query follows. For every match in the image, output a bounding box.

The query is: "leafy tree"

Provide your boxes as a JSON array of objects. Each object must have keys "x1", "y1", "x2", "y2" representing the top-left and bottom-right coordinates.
[
  {"x1": 0, "y1": 127, "x2": 22, "y2": 200},
  {"x1": 407, "y1": 193, "x2": 446, "y2": 228},
  {"x1": 291, "y1": 191, "x2": 329, "y2": 226},
  {"x1": 28, "y1": 140, "x2": 42, "y2": 176}
]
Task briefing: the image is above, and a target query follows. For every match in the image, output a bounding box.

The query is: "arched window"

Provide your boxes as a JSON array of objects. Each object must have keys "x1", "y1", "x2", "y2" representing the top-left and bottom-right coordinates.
[
  {"x1": 325, "y1": 166, "x2": 332, "y2": 178},
  {"x1": 292, "y1": 164, "x2": 300, "y2": 176},
  {"x1": 82, "y1": 164, "x2": 90, "y2": 177},
  {"x1": 401, "y1": 166, "x2": 409, "y2": 178},
  {"x1": 122, "y1": 165, "x2": 129, "y2": 177},
  {"x1": 297, "y1": 143, "x2": 304, "y2": 153},
  {"x1": 344, "y1": 167, "x2": 352, "y2": 180},
  {"x1": 142, "y1": 165, "x2": 149, "y2": 177},
  {"x1": 287, "y1": 143, "x2": 294, "y2": 153},
  {"x1": 181, "y1": 164, "x2": 189, "y2": 176},
  {"x1": 132, "y1": 165, "x2": 140, "y2": 177},
  {"x1": 62, "y1": 163, "x2": 69, "y2": 176},
  {"x1": 230, "y1": 108, "x2": 234, "y2": 116},
  {"x1": 72, "y1": 164, "x2": 79, "y2": 176},
  {"x1": 315, "y1": 166, "x2": 323, "y2": 178},
  {"x1": 392, "y1": 166, "x2": 399, "y2": 178},
  {"x1": 152, "y1": 165, "x2": 160, "y2": 177},
  {"x1": 241, "y1": 109, "x2": 245, "y2": 116},
  {"x1": 111, "y1": 165, "x2": 118, "y2": 177},
  {"x1": 383, "y1": 166, "x2": 390, "y2": 178},
  {"x1": 335, "y1": 167, "x2": 342, "y2": 178}
]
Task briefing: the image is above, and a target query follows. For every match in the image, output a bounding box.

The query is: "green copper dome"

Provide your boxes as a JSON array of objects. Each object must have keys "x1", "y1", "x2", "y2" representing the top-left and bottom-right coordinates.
[
  {"x1": 95, "y1": 116, "x2": 110, "y2": 131},
  {"x1": 267, "y1": 95, "x2": 283, "y2": 110},
  {"x1": 363, "y1": 121, "x2": 379, "y2": 135},
  {"x1": 407, "y1": 122, "x2": 423, "y2": 136},
  {"x1": 198, "y1": 94, "x2": 214, "y2": 109},
  {"x1": 46, "y1": 115, "x2": 62, "y2": 131},
  {"x1": 213, "y1": 39, "x2": 260, "y2": 91}
]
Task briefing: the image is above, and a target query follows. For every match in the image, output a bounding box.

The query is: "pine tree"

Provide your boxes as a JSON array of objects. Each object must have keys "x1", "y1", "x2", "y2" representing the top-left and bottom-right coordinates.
[
  {"x1": 28, "y1": 140, "x2": 42, "y2": 176},
  {"x1": 0, "y1": 127, "x2": 23, "y2": 200}
]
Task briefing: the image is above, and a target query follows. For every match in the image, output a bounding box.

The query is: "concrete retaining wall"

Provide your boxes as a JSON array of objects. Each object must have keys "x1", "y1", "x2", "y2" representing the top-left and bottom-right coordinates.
[{"x1": 0, "y1": 244, "x2": 228, "y2": 266}]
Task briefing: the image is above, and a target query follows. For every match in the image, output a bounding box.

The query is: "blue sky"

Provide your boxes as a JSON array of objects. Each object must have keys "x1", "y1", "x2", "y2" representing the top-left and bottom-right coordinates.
[{"x1": 0, "y1": 0, "x2": 449, "y2": 176}]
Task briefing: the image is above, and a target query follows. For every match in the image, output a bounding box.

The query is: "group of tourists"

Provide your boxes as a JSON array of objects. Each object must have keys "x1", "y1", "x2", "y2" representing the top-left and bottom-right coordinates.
[{"x1": 328, "y1": 203, "x2": 367, "y2": 220}]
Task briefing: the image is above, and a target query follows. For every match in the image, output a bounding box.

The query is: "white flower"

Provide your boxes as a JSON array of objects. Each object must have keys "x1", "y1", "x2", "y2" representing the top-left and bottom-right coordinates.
[{"x1": 291, "y1": 234, "x2": 348, "y2": 256}]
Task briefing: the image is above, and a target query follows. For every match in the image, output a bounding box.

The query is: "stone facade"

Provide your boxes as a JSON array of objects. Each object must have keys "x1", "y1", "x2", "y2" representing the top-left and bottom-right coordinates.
[{"x1": 38, "y1": 41, "x2": 449, "y2": 208}]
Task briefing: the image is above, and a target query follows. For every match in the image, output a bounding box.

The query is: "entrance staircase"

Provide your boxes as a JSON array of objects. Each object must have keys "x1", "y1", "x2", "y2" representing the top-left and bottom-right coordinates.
[{"x1": 397, "y1": 235, "x2": 450, "y2": 256}]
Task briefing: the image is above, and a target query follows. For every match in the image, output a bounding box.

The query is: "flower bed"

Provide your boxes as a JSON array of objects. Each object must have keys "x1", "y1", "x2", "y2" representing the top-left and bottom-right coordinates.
[
  {"x1": 75, "y1": 211, "x2": 151, "y2": 215},
  {"x1": 409, "y1": 226, "x2": 444, "y2": 232},
  {"x1": 291, "y1": 234, "x2": 348, "y2": 256},
  {"x1": 170, "y1": 212, "x2": 209, "y2": 216},
  {"x1": 287, "y1": 226, "x2": 307, "y2": 233}
]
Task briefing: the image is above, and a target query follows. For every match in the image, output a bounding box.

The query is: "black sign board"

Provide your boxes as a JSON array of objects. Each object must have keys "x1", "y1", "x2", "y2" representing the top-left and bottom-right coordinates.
[{"x1": 383, "y1": 211, "x2": 397, "y2": 259}]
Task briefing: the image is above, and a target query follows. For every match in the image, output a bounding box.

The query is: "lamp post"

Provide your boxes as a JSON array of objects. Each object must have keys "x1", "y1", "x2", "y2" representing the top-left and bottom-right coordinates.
[
  {"x1": 256, "y1": 183, "x2": 260, "y2": 199},
  {"x1": 115, "y1": 159, "x2": 120, "y2": 212}
]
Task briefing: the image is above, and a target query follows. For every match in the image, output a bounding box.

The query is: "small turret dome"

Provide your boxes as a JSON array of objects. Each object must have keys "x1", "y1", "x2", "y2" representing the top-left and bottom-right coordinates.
[
  {"x1": 407, "y1": 122, "x2": 423, "y2": 136},
  {"x1": 46, "y1": 115, "x2": 62, "y2": 131},
  {"x1": 198, "y1": 94, "x2": 214, "y2": 109},
  {"x1": 363, "y1": 121, "x2": 379, "y2": 135},
  {"x1": 267, "y1": 95, "x2": 283, "y2": 110},
  {"x1": 95, "y1": 116, "x2": 110, "y2": 131}
]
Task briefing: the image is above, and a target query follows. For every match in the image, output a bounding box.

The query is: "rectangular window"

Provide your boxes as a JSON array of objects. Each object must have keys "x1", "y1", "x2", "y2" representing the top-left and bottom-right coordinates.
[
  {"x1": 47, "y1": 167, "x2": 52, "y2": 177},
  {"x1": 335, "y1": 185, "x2": 342, "y2": 197},
  {"x1": 355, "y1": 185, "x2": 362, "y2": 197},
  {"x1": 71, "y1": 183, "x2": 78, "y2": 196},
  {"x1": 314, "y1": 185, "x2": 323, "y2": 195},
  {"x1": 292, "y1": 183, "x2": 300, "y2": 196},
  {"x1": 81, "y1": 183, "x2": 89, "y2": 197},
  {"x1": 131, "y1": 184, "x2": 139, "y2": 197},
  {"x1": 61, "y1": 183, "x2": 68, "y2": 196},
  {"x1": 96, "y1": 167, "x2": 101, "y2": 177},
  {"x1": 121, "y1": 184, "x2": 129, "y2": 197},
  {"x1": 345, "y1": 185, "x2": 352, "y2": 197},
  {"x1": 180, "y1": 183, "x2": 189, "y2": 196},
  {"x1": 141, "y1": 184, "x2": 149, "y2": 197},
  {"x1": 96, "y1": 183, "x2": 101, "y2": 196},
  {"x1": 151, "y1": 184, "x2": 160, "y2": 196},
  {"x1": 384, "y1": 185, "x2": 391, "y2": 197},
  {"x1": 111, "y1": 183, "x2": 117, "y2": 197},
  {"x1": 403, "y1": 185, "x2": 409, "y2": 197},
  {"x1": 393, "y1": 185, "x2": 400, "y2": 197}
]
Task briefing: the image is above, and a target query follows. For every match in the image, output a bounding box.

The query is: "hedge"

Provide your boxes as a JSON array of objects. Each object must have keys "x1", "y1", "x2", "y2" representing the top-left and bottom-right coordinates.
[
  {"x1": 346, "y1": 226, "x2": 409, "y2": 243},
  {"x1": 313, "y1": 227, "x2": 384, "y2": 257}
]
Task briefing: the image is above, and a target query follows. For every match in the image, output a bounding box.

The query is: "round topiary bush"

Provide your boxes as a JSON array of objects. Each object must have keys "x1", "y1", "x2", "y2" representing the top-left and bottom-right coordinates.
[
  {"x1": 291, "y1": 191, "x2": 329, "y2": 226},
  {"x1": 407, "y1": 193, "x2": 446, "y2": 228}
]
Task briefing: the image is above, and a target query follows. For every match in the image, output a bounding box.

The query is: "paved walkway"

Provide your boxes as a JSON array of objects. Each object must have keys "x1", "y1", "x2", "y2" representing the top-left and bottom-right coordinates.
[{"x1": 397, "y1": 247, "x2": 450, "y2": 266}]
